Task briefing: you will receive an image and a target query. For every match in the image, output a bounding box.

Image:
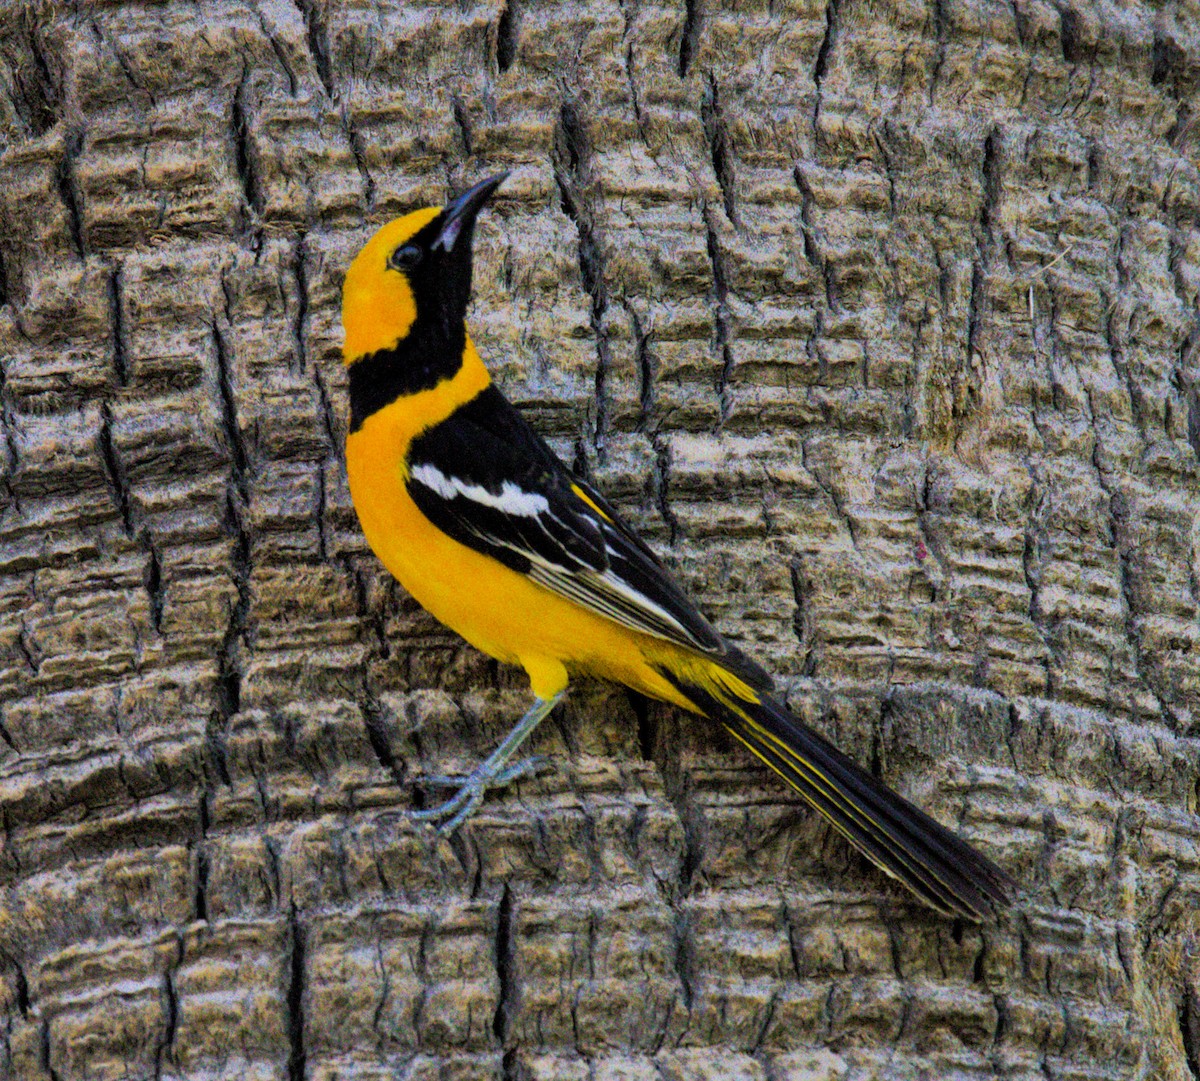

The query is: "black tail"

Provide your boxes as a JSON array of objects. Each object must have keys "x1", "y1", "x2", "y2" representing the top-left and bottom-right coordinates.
[{"x1": 670, "y1": 676, "x2": 1016, "y2": 920}]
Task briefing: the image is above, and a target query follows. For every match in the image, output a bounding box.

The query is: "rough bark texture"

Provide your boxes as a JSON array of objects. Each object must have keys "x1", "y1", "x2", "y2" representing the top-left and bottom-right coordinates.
[{"x1": 0, "y1": 0, "x2": 1198, "y2": 1078}]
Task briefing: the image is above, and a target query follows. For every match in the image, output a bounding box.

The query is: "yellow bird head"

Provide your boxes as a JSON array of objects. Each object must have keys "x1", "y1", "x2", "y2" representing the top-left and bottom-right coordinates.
[{"x1": 341, "y1": 173, "x2": 508, "y2": 365}]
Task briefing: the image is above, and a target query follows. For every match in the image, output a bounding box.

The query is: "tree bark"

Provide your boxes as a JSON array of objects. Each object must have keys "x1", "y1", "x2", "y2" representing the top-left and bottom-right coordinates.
[{"x1": 1, "y1": 0, "x2": 1198, "y2": 1078}]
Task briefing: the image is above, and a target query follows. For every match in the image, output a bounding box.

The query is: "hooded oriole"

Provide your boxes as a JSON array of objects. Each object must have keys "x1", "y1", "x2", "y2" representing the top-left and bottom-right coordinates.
[{"x1": 341, "y1": 173, "x2": 1015, "y2": 920}]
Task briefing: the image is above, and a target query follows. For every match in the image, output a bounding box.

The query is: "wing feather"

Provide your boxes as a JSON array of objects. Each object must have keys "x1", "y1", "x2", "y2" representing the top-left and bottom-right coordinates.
[{"x1": 405, "y1": 387, "x2": 724, "y2": 655}]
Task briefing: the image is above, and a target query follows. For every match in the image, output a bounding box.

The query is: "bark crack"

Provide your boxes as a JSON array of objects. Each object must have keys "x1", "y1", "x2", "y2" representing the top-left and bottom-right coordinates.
[
  {"x1": 211, "y1": 292, "x2": 250, "y2": 786},
  {"x1": 294, "y1": 0, "x2": 375, "y2": 209},
  {"x1": 55, "y1": 128, "x2": 86, "y2": 259},
  {"x1": 0, "y1": 710, "x2": 18, "y2": 754},
  {"x1": 152, "y1": 937, "x2": 182, "y2": 1081},
  {"x1": 231, "y1": 66, "x2": 262, "y2": 233},
  {"x1": 1020, "y1": 472, "x2": 1055, "y2": 696},
  {"x1": 255, "y1": 6, "x2": 299, "y2": 95},
  {"x1": 289, "y1": 236, "x2": 309, "y2": 374},
  {"x1": 345, "y1": 556, "x2": 404, "y2": 782},
  {"x1": 451, "y1": 95, "x2": 474, "y2": 159},
  {"x1": 677, "y1": 0, "x2": 701, "y2": 78},
  {"x1": 672, "y1": 906, "x2": 697, "y2": 1011},
  {"x1": 1091, "y1": 439, "x2": 1181, "y2": 728},
  {"x1": 1182, "y1": 982, "x2": 1200, "y2": 1081},
  {"x1": 928, "y1": 0, "x2": 948, "y2": 101},
  {"x1": 627, "y1": 304, "x2": 655, "y2": 429},
  {"x1": 144, "y1": 537, "x2": 164, "y2": 635},
  {"x1": 193, "y1": 793, "x2": 210, "y2": 920},
  {"x1": 652, "y1": 437, "x2": 680, "y2": 545},
  {"x1": 552, "y1": 101, "x2": 610, "y2": 461},
  {"x1": 497, "y1": 0, "x2": 520, "y2": 72},
  {"x1": 812, "y1": 0, "x2": 839, "y2": 131},
  {"x1": 0, "y1": 354, "x2": 18, "y2": 514},
  {"x1": 361, "y1": 694, "x2": 405, "y2": 787},
  {"x1": 794, "y1": 166, "x2": 835, "y2": 310},
  {"x1": 790, "y1": 557, "x2": 818, "y2": 675},
  {"x1": 493, "y1": 884, "x2": 519, "y2": 1056},
  {"x1": 39, "y1": 1016, "x2": 61, "y2": 1081},
  {"x1": 10, "y1": 17, "x2": 60, "y2": 137},
  {"x1": 703, "y1": 209, "x2": 735, "y2": 424},
  {"x1": 961, "y1": 127, "x2": 1002, "y2": 429},
  {"x1": 10, "y1": 960, "x2": 29, "y2": 1018},
  {"x1": 294, "y1": 0, "x2": 334, "y2": 97},
  {"x1": 287, "y1": 904, "x2": 307, "y2": 1081},
  {"x1": 98, "y1": 401, "x2": 132, "y2": 536},
  {"x1": 1168, "y1": 227, "x2": 1200, "y2": 462},
  {"x1": 107, "y1": 263, "x2": 128, "y2": 387}
]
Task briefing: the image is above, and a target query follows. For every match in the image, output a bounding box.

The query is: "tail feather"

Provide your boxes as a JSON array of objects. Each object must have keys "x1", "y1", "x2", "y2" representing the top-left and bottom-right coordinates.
[{"x1": 667, "y1": 673, "x2": 1016, "y2": 920}]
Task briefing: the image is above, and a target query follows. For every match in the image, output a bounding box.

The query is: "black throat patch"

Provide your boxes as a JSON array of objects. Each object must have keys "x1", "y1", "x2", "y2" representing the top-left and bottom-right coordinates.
[{"x1": 347, "y1": 319, "x2": 466, "y2": 431}]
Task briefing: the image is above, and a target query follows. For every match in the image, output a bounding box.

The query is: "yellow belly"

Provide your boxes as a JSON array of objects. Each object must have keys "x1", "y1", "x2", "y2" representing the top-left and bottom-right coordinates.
[{"x1": 345, "y1": 406, "x2": 694, "y2": 707}]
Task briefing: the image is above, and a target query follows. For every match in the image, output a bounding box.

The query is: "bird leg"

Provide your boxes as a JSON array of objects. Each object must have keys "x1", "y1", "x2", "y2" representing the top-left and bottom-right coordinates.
[{"x1": 409, "y1": 691, "x2": 565, "y2": 834}]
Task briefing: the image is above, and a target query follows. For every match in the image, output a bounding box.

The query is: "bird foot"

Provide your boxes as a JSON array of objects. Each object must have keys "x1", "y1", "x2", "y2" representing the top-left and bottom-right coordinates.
[{"x1": 409, "y1": 755, "x2": 549, "y2": 835}]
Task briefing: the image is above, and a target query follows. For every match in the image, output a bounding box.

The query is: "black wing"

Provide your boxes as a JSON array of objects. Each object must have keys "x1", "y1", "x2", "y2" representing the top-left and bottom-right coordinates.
[{"x1": 406, "y1": 385, "x2": 727, "y2": 656}]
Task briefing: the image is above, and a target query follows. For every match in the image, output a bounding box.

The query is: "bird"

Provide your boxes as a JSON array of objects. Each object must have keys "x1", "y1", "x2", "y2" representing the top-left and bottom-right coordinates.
[{"x1": 340, "y1": 172, "x2": 1016, "y2": 921}]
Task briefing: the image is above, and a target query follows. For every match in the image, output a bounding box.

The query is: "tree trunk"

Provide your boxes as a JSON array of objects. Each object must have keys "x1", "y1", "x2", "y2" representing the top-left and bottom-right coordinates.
[{"x1": 1, "y1": 0, "x2": 1198, "y2": 1077}]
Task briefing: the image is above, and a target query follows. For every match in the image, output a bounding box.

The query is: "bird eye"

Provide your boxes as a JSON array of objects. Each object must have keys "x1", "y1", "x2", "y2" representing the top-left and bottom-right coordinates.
[{"x1": 388, "y1": 244, "x2": 423, "y2": 272}]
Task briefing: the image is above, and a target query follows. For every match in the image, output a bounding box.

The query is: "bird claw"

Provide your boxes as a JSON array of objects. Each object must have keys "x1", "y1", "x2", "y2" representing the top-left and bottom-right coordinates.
[
  {"x1": 408, "y1": 785, "x2": 485, "y2": 836},
  {"x1": 494, "y1": 754, "x2": 548, "y2": 785},
  {"x1": 420, "y1": 755, "x2": 548, "y2": 790},
  {"x1": 408, "y1": 755, "x2": 549, "y2": 835}
]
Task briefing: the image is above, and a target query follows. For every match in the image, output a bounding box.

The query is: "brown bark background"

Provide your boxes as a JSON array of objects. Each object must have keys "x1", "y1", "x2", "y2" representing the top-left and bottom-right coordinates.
[{"x1": 1, "y1": 0, "x2": 1199, "y2": 1077}]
